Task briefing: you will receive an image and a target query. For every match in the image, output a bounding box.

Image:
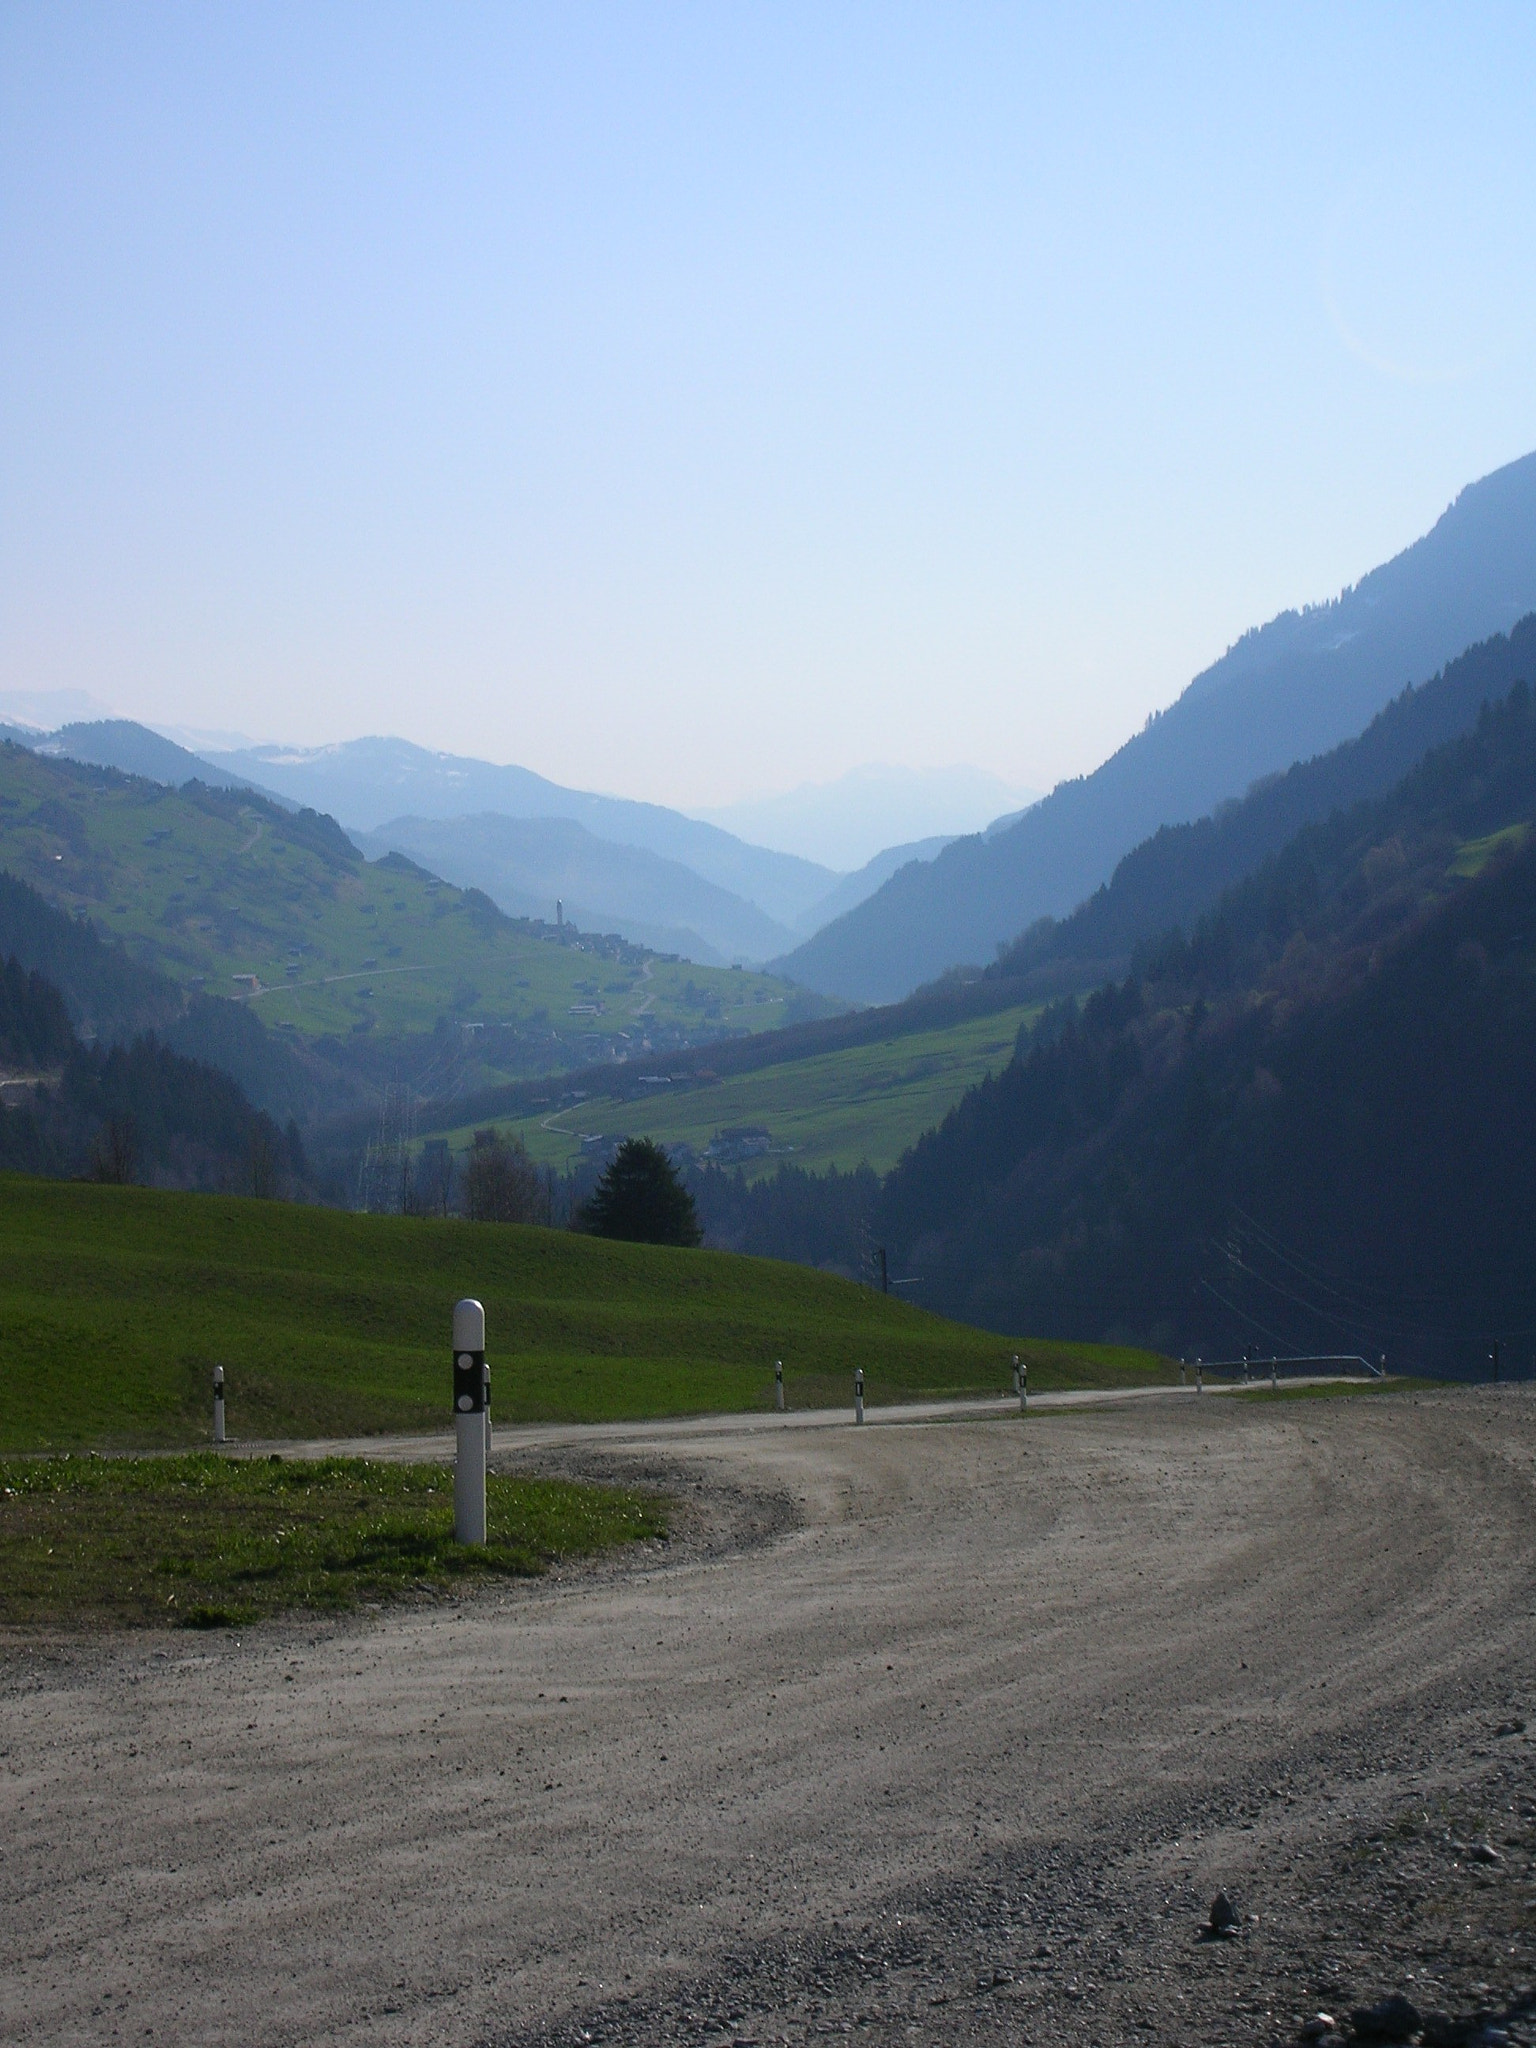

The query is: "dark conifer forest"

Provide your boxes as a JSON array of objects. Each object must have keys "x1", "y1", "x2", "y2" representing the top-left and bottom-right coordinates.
[{"x1": 874, "y1": 682, "x2": 1536, "y2": 1374}]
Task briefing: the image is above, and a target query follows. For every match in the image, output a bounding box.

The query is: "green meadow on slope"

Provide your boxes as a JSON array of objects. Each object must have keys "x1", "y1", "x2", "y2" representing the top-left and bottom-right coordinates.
[
  {"x1": 0, "y1": 743, "x2": 789, "y2": 1041},
  {"x1": 0, "y1": 1176, "x2": 1169, "y2": 1450},
  {"x1": 433, "y1": 1003, "x2": 1039, "y2": 1178}
]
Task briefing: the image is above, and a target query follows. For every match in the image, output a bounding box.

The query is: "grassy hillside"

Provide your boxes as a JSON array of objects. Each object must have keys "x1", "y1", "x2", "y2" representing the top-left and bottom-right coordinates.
[
  {"x1": 433, "y1": 1003, "x2": 1038, "y2": 1178},
  {"x1": 0, "y1": 1176, "x2": 1168, "y2": 1450},
  {"x1": 0, "y1": 743, "x2": 790, "y2": 1046}
]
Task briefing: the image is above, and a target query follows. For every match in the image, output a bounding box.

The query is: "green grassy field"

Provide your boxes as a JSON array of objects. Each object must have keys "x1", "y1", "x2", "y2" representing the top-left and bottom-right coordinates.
[
  {"x1": 1450, "y1": 820, "x2": 1531, "y2": 878},
  {"x1": 0, "y1": 1176, "x2": 1170, "y2": 1450},
  {"x1": 0, "y1": 744, "x2": 789, "y2": 1042},
  {"x1": 0, "y1": 1454, "x2": 666, "y2": 1628},
  {"x1": 432, "y1": 1003, "x2": 1038, "y2": 1177}
]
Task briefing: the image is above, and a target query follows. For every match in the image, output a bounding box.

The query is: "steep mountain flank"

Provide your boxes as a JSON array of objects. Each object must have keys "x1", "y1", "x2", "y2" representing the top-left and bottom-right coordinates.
[
  {"x1": 878, "y1": 681, "x2": 1536, "y2": 1372},
  {"x1": 778, "y1": 450, "x2": 1536, "y2": 1001}
]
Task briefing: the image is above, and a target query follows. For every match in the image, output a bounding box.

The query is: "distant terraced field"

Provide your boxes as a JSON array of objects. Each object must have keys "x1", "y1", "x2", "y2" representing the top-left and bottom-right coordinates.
[{"x1": 429, "y1": 1001, "x2": 1038, "y2": 1177}]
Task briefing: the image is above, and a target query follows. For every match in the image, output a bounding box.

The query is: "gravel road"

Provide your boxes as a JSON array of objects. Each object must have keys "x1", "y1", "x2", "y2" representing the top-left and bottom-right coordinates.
[{"x1": 3, "y1": 1385, "x2": 1533, "y2": 2047}]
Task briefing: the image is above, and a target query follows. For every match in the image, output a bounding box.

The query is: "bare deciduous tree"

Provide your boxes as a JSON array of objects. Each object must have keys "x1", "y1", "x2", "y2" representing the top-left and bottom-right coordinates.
[
  {"x1": 411, "y1": 1138, "x2": 457, "y2": 1218},
  {"x1": 90, "y1": 1116, "x2": 139, "y2": 1186},
  {"x1": 462, "y1": 1128, "x2": 547, "y2": 1225}
]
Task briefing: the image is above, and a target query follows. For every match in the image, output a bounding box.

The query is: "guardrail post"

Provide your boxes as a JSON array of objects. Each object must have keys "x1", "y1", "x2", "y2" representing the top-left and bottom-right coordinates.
[
  {"x1": 453, "y1": 1298, "x2": 488, "y2": 1546},
  {"x1": 855, "y1": 1367, "x2": 864, "y2": 1425},
  {"x1": 212, "y1": 1364, "x2": 225, "y2": 1445},
  {"x1": 775, "y1": 1360, "x2": 785, "y2": 1412}
]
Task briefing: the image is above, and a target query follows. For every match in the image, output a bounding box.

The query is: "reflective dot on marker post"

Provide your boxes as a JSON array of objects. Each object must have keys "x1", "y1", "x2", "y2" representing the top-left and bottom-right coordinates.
[
  {"x1": 457, "y1": 1354, "x2": 472, "y2": 1369},
  {"x1": 457, "y1": 1394, "x2": 473, "y2": 1412}
]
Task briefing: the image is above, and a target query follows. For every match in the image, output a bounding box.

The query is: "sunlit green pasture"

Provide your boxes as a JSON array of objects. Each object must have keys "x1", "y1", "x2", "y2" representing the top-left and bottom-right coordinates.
[
  {"x1": 432, "y1": 1003, "x2": 1038, "y2": 1178},
  {"x1": 0, "y1": 1174, "x2": 1168, "y2": 1451}
]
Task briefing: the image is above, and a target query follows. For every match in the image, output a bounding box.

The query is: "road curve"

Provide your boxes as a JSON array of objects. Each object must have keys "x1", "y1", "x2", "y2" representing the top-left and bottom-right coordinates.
[{"x1": 2, "y1": 1384, "x2": 1531, "y2": 2048}]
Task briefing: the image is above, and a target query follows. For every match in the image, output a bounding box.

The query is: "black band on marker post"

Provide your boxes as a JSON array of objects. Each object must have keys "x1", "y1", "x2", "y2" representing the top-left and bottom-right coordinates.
[{"x1": 453, "y1": 1349, "x2": 487, "y2": 1414}]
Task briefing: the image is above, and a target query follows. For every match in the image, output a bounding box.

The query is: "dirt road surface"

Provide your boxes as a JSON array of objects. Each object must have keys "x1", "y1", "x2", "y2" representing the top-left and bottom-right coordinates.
[{"x1": 3, "y1": 1386, "x2": 1534, "y2": 2047}]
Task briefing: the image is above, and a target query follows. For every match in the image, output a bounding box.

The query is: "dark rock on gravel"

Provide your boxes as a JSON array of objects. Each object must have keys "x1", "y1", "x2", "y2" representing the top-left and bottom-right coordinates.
[
  {"x1": 1349, "y1": 1991, "x2": 1422, "y2": 2039},
  {"x1": 1201, "y1": 1888, "x2": 1241, "y2": 1939}
]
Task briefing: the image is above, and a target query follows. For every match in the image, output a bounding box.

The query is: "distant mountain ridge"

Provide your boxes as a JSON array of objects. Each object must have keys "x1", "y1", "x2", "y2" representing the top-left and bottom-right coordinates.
[
  {"x1": 775, "y1": 448, "x2": 1536, "y2": 1002},
  {"x1": 28, "y1": 719, "x2": 259, "y2": 794},
  {"x1": 5, "y1": 722, "x2": 924, "y2": 964},
  {"x1": 203, "y1": 736, "x2": 838, "y2": 928},
  {"x1": 796, "y1": 836, "x2": 955, "y2": 934},
  {"x1": 355, "y1": 812, "x2": 798, "y2": 965},
  {"x1": 696, "y1": 763, "x2": 1034, "y2": 870},
  {"x1": 985, "y1": 613, "x2": 1536, "y2": 998}
]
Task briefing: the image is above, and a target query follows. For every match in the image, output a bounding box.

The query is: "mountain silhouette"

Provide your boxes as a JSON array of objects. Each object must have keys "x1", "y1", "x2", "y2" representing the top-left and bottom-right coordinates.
[{"x1": 776, "y1": 449, "x2": 1536, "y2": 1002}]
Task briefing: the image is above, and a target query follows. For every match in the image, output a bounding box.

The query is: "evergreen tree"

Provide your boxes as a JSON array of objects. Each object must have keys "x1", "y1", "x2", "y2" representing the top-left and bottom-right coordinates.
[{"x1": 582, "y1": 1137, "x2": 702, "y2": 1247}]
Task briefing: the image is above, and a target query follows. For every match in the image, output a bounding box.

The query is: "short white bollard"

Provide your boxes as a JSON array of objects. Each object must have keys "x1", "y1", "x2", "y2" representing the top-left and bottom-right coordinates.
[
  {"x1": 775, "y1": 1360, "x2": 785, "y2": 1412},
  {"x1": 1019, "y1": 1356, "x2": 1028, "y2": 1415},
  {"x1": 212, "y1": 1364, "x2": 226, "y2": 1445},
  {"x1": 453, "y1": 1297, "x2": 488, "y2": 1546},
  {"x1": 1197, "y1": 1362, "x2": 1204, "y2": 1394},
  {"x1": 855, "y1": 1367, "x2": 865, "y2": 1425},
  {"x1": 1011, "y1": 1353, "x2": 1020, "y2": 1395}
]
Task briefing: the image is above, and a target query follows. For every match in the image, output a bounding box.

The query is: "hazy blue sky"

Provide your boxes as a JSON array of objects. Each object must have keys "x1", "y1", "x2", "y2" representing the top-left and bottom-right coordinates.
[{"x1": 3, "y1": 3, "x2": 1534, "y2": 808}]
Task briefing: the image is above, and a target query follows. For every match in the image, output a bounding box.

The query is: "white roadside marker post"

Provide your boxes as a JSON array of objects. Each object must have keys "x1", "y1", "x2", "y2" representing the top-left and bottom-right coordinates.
[
  {"x1": 453, "y1": 1297, "x2": 488, "y2": 1546},
  {"x1": 1011, "y1": 1353, "x2": 1020, "y2": 1395},
  {"x1": 212, "y1": 1364, "x2": 226, "y2": 1445},
  {"x1": 855, "y1": 1367, "x2": 865, "y2": 1425},
  {"x1": 1019, "y1": 1356, "x2": 1028, "y2": 1416},
  {"x1": 1271, "y1": 1360, "x2": 1277, "y2": 1392},
  {"x1": 1197, "y1": 1362, "x2": 1204, "y2": 1394},
  {"x1": 775, "y1": 1360, "x2": 785, "y2": 1412}
]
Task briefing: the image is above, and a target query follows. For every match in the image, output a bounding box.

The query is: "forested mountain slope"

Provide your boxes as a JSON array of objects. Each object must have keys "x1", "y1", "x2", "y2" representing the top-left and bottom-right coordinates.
[
  {"x1": 987, "y1": 613, "x2": 1536, "y2": 997},
  {"x1": 777, "y1": 450, "x2": 1536, "y2": 1002},
  {"x1": 0, "y1": 948, "x2": 303, "y2": 1195},
  {"x1": 0, "y1": 867, "x2": 358, "y2": 1126},
  {"x1": 878, "y1": 682, "x2": 1536, "y2": 1372}
]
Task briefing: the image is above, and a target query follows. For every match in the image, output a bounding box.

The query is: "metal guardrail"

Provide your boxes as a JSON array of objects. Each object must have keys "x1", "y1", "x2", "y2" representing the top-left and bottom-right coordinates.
[{"x1": 1189, "y1": 1354, "x2": 1385, "y2": 1382}]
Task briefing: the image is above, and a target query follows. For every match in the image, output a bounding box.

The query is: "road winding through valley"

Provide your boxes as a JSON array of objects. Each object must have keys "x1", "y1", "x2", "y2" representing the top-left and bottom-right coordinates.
[{"x1": 3, "y1": 1385, "x2": 1533, "y2": 2046}]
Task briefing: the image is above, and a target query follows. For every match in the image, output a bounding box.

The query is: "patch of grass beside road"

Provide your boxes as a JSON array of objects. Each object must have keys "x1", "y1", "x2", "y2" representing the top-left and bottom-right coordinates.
[{"x1": 0, "y1": 1453, "x2": 666, "y2": 1628}]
